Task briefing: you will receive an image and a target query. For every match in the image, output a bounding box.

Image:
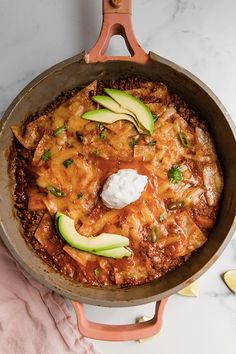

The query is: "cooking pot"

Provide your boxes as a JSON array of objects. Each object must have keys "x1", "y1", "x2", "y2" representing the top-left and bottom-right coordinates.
[{"x1": 0, "y1": 0, "x2": 236, "y2": 342}]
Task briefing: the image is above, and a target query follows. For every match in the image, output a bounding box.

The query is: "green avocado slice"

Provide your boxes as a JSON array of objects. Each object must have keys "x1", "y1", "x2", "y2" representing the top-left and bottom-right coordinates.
[
  {"x1": 104, "y1": 88, "x2": 154, "y2": 134},
  {"x1": 82, "y1": 108, "x2": 143, "y2": 133},
  {"x1": 91, "y1": 247, "x2": 132, "y2": 259},
  {"x1": 92, "y1": 95, "x2": 135, "y2": 117},
  {"x1": 55, "y1": 212, "x2": 129, "y2": 252}
]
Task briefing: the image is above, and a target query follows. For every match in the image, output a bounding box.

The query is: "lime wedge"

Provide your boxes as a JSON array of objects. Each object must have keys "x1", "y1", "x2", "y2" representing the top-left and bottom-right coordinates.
[
  {"x1": 223, "y1": 270, "x2": 236, "y2": 293},
  {"x1": 177, "y1": 281, "x2": 199, "y2": 297}
]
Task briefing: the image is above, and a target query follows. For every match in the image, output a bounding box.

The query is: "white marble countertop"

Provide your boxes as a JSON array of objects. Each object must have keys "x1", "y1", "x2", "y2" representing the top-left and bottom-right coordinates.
[{"x1": 1, "y1": 1, "x2": 236, "y2": 354}]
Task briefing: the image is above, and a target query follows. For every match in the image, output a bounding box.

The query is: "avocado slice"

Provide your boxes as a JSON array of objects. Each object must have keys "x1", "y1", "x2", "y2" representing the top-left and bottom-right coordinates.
[
  {"x1": 104, "y1": 88, "x2": 154, "y2": 134},
  {"x1": 54, "y1": 211, "x2": 63, "y2": 238},
  {"x1": 92, "y1": 95, "x2": 135, "y2": 117},
  {"x1": 91, "y1": 247, "x2": 132, "y2": 259},
  {"x1": 55, "y1": 212, "x2": 129, "y2": 252},
  {"x1": 82, "y1": 109, "x2": 143, "y2": 133}
]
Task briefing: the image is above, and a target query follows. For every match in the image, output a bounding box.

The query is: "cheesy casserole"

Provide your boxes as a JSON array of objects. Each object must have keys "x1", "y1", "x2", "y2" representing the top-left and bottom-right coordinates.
[{"x1": 10, "y1": 78, "x2": 223, "y2": 286}]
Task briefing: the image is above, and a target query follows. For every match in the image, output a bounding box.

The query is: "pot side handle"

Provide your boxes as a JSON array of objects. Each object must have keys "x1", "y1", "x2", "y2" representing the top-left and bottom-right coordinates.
[
  {"x1": 71, "y1": 298, "x2": 168, "y2": 341},
  {"x1": 85, "y1": 0, "x2": 149, "y2": 64}
]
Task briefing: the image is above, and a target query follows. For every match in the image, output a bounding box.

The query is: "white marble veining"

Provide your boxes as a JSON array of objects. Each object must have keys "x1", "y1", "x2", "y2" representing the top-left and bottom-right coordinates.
[{"x1": 1, "y1": 1, "x2": 236, "y2": 354}]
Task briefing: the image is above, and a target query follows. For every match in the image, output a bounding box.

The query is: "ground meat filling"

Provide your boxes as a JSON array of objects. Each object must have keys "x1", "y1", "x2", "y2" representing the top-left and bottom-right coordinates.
[{"x1": 10, "y1": 78, "x2": 222, "y2": 287}]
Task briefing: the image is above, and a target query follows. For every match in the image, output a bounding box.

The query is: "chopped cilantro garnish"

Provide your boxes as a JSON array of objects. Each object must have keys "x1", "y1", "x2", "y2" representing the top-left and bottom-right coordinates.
[
  {"x1": 94, "y1": 268, "x2": 101, "y2": 277},
  {"x1": 41, "y1": 149, "x2": 51, "y2": 161},
  {"x1": 153, "y1": 114, "x2": 158, "y2": 122},
  {"x1": 97, "y1": 122, "x2": 104, "y2": 131},
  {"x1": 168, "y1": 165, "x2": 182, "y2": 184},
  {"x1": 77, "y1": 192, "x2": 83, "y2": 199},
  {"x1": 53, "y1": 124, "x2": 67, "y2": 136},
  {"x1": 63, "y1": 159, "x2": 73, "y2": 168},
  {"x1": 46, "y1": 186, "x2": 64, "y2": 197},
  {"x1": 159, "y1": 214, "x2": 164, "y2": 222},
  {"x1": 99, "y1": 131, "x2": 106, "y2": 140},
  {"x1": 178, "y1": 132, "x2": 189, "y2": 148}
]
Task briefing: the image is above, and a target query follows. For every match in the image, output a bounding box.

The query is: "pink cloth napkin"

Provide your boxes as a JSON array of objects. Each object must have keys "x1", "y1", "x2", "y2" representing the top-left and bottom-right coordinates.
[{"x1": 0, "y1": 238, "x2": 99, "y2": 354}]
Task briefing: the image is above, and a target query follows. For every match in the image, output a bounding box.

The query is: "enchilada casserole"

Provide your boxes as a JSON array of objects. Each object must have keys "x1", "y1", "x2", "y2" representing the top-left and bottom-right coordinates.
[{"x1": 9, "y1": 78, "x2": 223, "y2": 286}]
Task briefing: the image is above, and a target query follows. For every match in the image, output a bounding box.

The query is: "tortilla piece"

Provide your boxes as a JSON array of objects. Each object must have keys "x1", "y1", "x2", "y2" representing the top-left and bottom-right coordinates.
[
  {"x1": 27, "y1": 186, "x2": 46, "y2": 211},
  {"x1": 32, "y1": 133, "x2": 54, "y2": 166},
  {"x1": 34, "y1": 212, "x2": 54, "y2": 246},
  {"x1": 11, "y1": 115, "x2": 49, "y2": 149},
  {"x1": 177, "y1": 211, "x2": 207, "y2": 254},
  {"x1": 146, "y1": 102, "x2": 166, "y2": 117},
  {"x1": 126, "y1": 82, "x2": 169, "y2": 104},
  {"x1": 195, "y1": 127, "x2": 217, "y2": 160},
  {"x1": 161, "y1": 211, "x2": 207, "y2": 257},
  {"x1": 203, "y1": 163, "x2": 224, "y2": 206},
  {"x1": 64, "y1": 80, "x2": 97, "y2": 130},
  {"x1": 42, "y1": 197, "x2": 59, "y2": 216},
  {"x1": 133, "y1": 145, "x2": 155, "y2": 162},
  {"x1": 113, "y1": 262, "x2": 148, "y2": 286},
  {"x1": 63, "y1": 245, "x2": 97, "y2": 266}
]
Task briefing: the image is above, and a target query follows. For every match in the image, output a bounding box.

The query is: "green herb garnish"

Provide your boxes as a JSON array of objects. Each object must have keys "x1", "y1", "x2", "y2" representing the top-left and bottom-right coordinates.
[
  {"x1": 129, "y1": 137, "x2": 137, "y2": 148},
  {"x1": 151, "y1": 225, "x2": 158, "y2": 243},
  {"x1": 168, "y1": 165, "x2": 182, "y2": 184},
  {"x1": 53, "y1": 124, "x2": 67, "y2": 136},
  {"x1": 41, "y1": 149, "x2": 51, "y2": 161},
  {"x1": 77, "y1": 192, "x2": 83, "y2": 199},
  {"x1": 97, "y1": 122, "x2": 104, "y2": 131},
  {"x1": 159, "y1": 214, "x2": 164, "y2": 222},
  {"x1": 178, "y1": 132, "x2": 189, "y2": 148},
  {"x1": 76, "y1": 131, "x2": 84, "y2": 142},
  {"x1": 63, "y1": 159, "x2": 73, "y2": 168},
  {"x1": 153, "y1": 114, "x2": 158, "y2": 122},
  {"x1": 94, "y1": 268, "x2": 101, "y2": 277},
  {"x1": 168, "y1": 201, "x2": 184, "y2": 210},
  {"x1": 46, "y1": 186, "x2": 64, "y2": 197},
  {"x1": 147, "y1": 140, "x2": 156, "y2": 147},
  {"x1": 99, "y1": 131, "x2": 106, "y2": 140}
]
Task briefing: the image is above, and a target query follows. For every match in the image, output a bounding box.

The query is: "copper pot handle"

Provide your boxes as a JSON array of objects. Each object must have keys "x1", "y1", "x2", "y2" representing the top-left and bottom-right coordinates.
[
  {"x1": 84, "y1": 0, "x2": 148, "y2": 63},
  {"x1": 71, "y1": 298, "x2": 168, "y2": 341}
]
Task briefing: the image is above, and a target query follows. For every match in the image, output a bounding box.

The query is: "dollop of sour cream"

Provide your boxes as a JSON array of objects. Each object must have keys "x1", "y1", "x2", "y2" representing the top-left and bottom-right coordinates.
[{"x1": 101, "y1": 169, "x2": 148, "y2": 209}]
